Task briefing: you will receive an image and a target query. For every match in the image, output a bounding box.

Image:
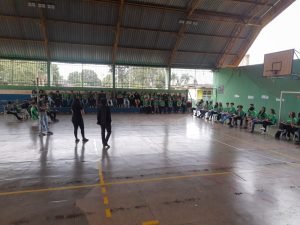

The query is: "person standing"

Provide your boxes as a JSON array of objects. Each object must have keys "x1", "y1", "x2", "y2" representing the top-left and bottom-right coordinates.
[
  {"x1": 97, "y1": 98, "x2": 112, "y2": 149},
  {"x1": 38, "y1": 96, "x2": 53, "y2": 136},
  {"x1": 71, "y1": 97, "x2": 88, "y2": 143}
]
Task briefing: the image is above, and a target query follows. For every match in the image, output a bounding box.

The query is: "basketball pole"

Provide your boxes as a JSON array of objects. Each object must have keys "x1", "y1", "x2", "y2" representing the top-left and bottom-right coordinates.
[
  {"x1": 279, "y1": 91, "x2": 283, "y2": 123},
  {"x1": 279, "y1": 91, "x2": 300, "y2": 123}
]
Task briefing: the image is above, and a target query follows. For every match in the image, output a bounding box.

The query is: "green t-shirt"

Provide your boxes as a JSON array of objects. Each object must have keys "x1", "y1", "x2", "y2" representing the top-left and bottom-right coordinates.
[
  {"x1": 154, "y1": 99, "x2": 159, "y2": 106},
  {"x1": 159, "y1": 100, "x2": 165, "y2": 107},
  {"x1": 237, "y1": 110, "x2": 246, "y2": 117},
  {"x1": 288, "y1": 117, "x2": 298, "y2": 125},
  {"x1": 248, "y1": 110, "x2": 256, "y2": 118},
  {"x1": 31, "y1": 106, "x2": 39, "y2": 120},
  {"x1": 144, "y1": 99, "x2": 149, "y2": 107},
  {"x1": 218, "y1": 106, "x2": 223, "y2": 113},
  {"x1": 257, "y1": 112, "x2": 267, "y2": 120},
  {"x1": 208, "y1": 105, "x2": 213, "y2": 110},
  {"x1": 229, "y1": 106, "x2": 236, "y2": 114},
  {"x1": 267, "y1": 114, "x2": 277, "y2": 124},
  {"x1": 177, "y1": 100, "x2": 182, "y2": 107},
  {"x1": 223, "y1": 107, "x2": 229, "y2": 113}
]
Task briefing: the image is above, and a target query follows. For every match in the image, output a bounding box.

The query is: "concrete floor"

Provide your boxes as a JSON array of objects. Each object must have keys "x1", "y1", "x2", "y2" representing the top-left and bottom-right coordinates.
[{"x1": 0, "y1": 113, "x2": 300, "y2": 225}]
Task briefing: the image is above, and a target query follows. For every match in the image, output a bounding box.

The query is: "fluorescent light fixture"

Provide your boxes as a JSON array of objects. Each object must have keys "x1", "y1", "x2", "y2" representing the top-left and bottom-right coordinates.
[
  {"x1": 186, "y1": 20, "x2": 192, "y2": 25},
  {"x1": 47, "y1": 4, "x2": 55, "y2": 9},
  {"x1": 192, "y1": 21, "x2": 198, "y2": 26},
  {"x1": 178, "y1": 19, "x2": 185, "y2": 24},
  {"x1": 27, "y1": 2, "x2": 36, "y2": 7},
  {"x1": 38, "y1": 3, "x2": 46, "y2": 8}
]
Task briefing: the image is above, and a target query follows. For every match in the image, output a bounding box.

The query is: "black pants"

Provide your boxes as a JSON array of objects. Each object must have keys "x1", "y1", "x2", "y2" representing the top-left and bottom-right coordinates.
[
  {"x1": 262, "y1": 121, "x2": 273, "y2": 132},
  {"x1": 72, "y1": 119, "x2": 85, "y2": 139},
  {"x1": 101, "y1": 123, "x2": 112, "y2": 146},
  {"x1": 47, "y1": 111, "x2": 56, "y2": 121},
  {"x1": 233, "y1": 116, "x2": 243, "y2": 126},
  {"x1": 7, "y1": 111, "x2": 22, "y2": 120}
]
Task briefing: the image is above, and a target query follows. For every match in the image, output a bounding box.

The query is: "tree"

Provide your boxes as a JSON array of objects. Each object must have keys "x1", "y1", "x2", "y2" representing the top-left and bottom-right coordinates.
[
  {"x1": 82, "y1": 69, "x2": 101, "y2": 87},
  {"x1": 180, "y1": 73, "x2": 193, "y2": 85},
  {"x1": 51, "y1": 64, "x2": 63, "y2": 86},
  {"x1": 171, "y1": 73, "x2": 179, "y2": 86},
  {"x1": 68, "y1": 71, "x2": 81, "y2": 86},
  {"x1": 67, "y1": 69, "x2": 101, "y2": 87}
]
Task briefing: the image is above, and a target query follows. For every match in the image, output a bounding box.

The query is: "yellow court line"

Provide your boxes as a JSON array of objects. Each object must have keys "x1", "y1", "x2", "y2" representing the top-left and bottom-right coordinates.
[
  {"x1": 105, "y1": 208, "x2": 112, "y2": 218},
  {"x1": 101, "y1": 187, "x2": 107, "y2": 194},
  {"x1": 142, "y1": 220, "x2": 159, "y2": 225},
  {"x1": 0, "y1": 171, "x2": 231, "y2": 197},
  {"x1": 0, "y1": 183, "x2": 99, "y2": 197},
  {"x1": 103, "y1": 196, "x2": 109, "y2": 205},
  {"x1": 103, "y1": 171, "x2": 231, "y2": 186}
]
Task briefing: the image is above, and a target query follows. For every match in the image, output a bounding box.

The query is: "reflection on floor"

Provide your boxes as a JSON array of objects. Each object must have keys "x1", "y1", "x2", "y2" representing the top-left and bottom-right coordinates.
[{"x1": 0, "y1": 114, "x2": 300, "y2": 225}]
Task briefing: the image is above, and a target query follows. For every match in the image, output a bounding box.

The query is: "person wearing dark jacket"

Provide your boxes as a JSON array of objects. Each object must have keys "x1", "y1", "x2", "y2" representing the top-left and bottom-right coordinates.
[
  {"x1": 97, "y1": 98, "x2": 112, "y2": 149},
  {"x1": 71, "y1": 97, "x2": 88, "y2": 143}
]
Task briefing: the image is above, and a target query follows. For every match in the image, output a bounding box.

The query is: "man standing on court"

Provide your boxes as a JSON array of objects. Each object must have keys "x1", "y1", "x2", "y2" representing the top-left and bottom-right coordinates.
[{"x1": 97, "y1": 98, "x2": 112, "y2": 149}]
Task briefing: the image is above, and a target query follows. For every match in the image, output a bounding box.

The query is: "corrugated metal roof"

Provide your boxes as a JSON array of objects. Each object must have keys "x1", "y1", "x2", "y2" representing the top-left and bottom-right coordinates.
[
  {"x1": 47, "y1": 22, "x2": 115, "y2": 46},
  {"x1": 0, "y1": 17, "x2": 43, "y2": 40},
  {"x1": 46, "y1": 1, "x2": 118, "y2": 25},
  {"x1": 0, "y1": 0, "x2": 295, "y2": 69},
  {"x1": 50, "y1": 43, "x2": 112, "y2": 64},
  {"x1": 0, "y1": 39, "x2": 46, "y2": 59},
  {"x1": 117, "y1": 48, "x2": 169, "y2": 66}
]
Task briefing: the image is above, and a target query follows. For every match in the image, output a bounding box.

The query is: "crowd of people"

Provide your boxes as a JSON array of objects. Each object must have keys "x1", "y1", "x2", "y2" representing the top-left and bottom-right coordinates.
[
  {"x1": 194, "y1": 100, "x2": 300, "y2": 143},
  {"x1": 31, "y1": 90, "x2": 192, "y2": 114}
]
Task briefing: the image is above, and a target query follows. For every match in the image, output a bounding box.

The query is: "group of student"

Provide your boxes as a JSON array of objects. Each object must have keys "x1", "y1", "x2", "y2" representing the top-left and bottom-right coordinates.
[
  {"x1": 33, "y1": 89, "x2": 191, "y2": 114},
  {"x1": 194, "y1": 100, "x2": 300, "y2": 142}
]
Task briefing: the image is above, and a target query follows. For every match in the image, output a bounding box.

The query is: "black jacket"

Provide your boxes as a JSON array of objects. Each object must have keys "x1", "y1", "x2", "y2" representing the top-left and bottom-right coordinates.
[{"x1": 97, "y1": 106, "x2": 111, "y2": 125}]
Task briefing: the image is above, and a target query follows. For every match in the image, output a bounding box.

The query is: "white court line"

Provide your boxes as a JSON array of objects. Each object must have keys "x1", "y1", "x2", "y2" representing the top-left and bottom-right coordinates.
[{"x1": 214, "y1": 139, "x2": 298, "y2": 166}]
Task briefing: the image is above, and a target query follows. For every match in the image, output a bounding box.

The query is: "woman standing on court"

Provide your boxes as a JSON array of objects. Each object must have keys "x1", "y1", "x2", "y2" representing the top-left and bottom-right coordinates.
[
  {"x1": 71, "y1": 97, "x2": 89, "y2": 143},
  {"x1": 97, "y1": 98, "x2": 112, "y2": 149}
]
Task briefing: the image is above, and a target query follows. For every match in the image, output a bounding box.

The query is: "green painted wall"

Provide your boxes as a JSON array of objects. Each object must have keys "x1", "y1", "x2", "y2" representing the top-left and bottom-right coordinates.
[{"x1": 213, "y1": 60, "x2": 300, "y2": 121}]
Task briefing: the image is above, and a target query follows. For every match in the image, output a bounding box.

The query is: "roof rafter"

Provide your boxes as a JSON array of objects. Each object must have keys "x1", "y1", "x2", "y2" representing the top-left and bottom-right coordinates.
[
  {"x1": 215, "y1": 0, "x2": 272, "y2": 68},
  {"x1": 230, "y1": 0, "x2": 295, "y2": 67},
  {"x1": 0, "y1": 37, "x2": 238, "y2": 57},
  {"x1": 112, "y1": 0, "x2": 125, "y2": 64},
  {"x1": 39, "y1": 10, "x2": 50, "y2": 61},
  {"x1": 168, "y1": 0, "x2": 204, "y2": 67}
]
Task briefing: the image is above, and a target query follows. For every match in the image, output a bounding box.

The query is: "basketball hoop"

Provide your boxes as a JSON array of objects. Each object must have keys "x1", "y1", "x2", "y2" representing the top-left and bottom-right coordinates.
[{"x1": 272, "y1": 69, "x2": 279, "y2": 76}]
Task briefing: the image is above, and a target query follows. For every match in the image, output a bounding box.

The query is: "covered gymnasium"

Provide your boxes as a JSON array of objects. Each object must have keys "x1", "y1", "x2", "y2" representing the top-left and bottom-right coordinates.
[{"x1": 0, "y1": 1, "x2": 299, "y2": 225}]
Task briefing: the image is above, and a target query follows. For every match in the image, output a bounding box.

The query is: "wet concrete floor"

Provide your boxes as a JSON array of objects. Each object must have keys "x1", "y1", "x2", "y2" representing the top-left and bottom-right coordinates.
[{"x1": 0, "y1": 113, "x2": 300, "y2": 225}]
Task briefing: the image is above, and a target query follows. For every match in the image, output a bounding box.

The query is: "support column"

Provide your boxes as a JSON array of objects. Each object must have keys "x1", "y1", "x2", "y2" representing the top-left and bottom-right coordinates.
[
  {"x1": 47, "y1": 61, "x2": 50, "y2": 87},
  {"x1": 112, "y1": 64, "x2": 116, "y2": 90},
  {"x1": 167, "y1": 67, "x2": 171, "y2": 90}
]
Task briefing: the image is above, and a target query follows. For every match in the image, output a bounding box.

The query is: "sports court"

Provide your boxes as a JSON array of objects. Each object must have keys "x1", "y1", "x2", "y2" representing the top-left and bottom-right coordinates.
[{"x1": 0, "y1": 1, "x2": 300, "y2": 225}]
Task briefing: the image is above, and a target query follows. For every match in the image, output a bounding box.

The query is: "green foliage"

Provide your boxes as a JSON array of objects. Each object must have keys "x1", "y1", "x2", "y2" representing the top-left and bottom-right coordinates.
[{"x1": 0, "y1": 59, "x2": 47, "y2": 86}]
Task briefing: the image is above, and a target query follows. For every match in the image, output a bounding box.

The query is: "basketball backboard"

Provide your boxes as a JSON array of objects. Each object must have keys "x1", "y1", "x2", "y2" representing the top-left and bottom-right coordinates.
[{"x1": 263, "y1": 49, "x2": 294, "y2": 77}]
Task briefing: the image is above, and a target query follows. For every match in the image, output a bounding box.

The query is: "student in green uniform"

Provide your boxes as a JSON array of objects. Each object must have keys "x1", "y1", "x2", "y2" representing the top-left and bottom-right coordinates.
[
  {"x1": 250, "y1": 106, "x2": 267, "y2": 133},
  {"x1": 244, "y1": 104, "x2": 256, "y2": 129},
  {"x1": 159, "y1": 98, "x2": 166, "y2": 114},
  {"x1": 30, "y1": 102, "x2": 39, "y2": 121},
  {"x1": 261, "y1": 108, "x2": 277, "y2": 133},
  {"x1": 231, "y1": 105, "x2": 246, "y2": 127}
]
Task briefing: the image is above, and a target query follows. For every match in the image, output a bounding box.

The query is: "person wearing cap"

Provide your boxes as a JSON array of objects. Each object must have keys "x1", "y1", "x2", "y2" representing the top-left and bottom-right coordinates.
[{"x1": 97, "y1": 98, "x2": 112, "y2": 149}]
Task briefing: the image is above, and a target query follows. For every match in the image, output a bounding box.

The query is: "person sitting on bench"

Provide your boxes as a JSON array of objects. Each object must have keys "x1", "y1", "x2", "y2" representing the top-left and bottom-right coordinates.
[
  {"x1": 275, "y1": 112, "x2": 297, "y2": 140},
  {"x1": 249, "y1": 106, "x2": 267, "y2": 133},
  {"x1": 261, "y1": 108, "x2": 277, "y2": 134},
  {"x1": 6, "y1": 101, "x2": 22, "y2": 120},
  {"x1": 229, "y1": 105, "x2": 245, "y2": 128}
]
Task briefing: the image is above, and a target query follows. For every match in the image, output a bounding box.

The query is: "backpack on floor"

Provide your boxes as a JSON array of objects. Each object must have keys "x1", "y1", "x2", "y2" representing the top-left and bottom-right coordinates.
[{"x1": 275, "y1": 130, "x2": 281, "y2": 139}]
